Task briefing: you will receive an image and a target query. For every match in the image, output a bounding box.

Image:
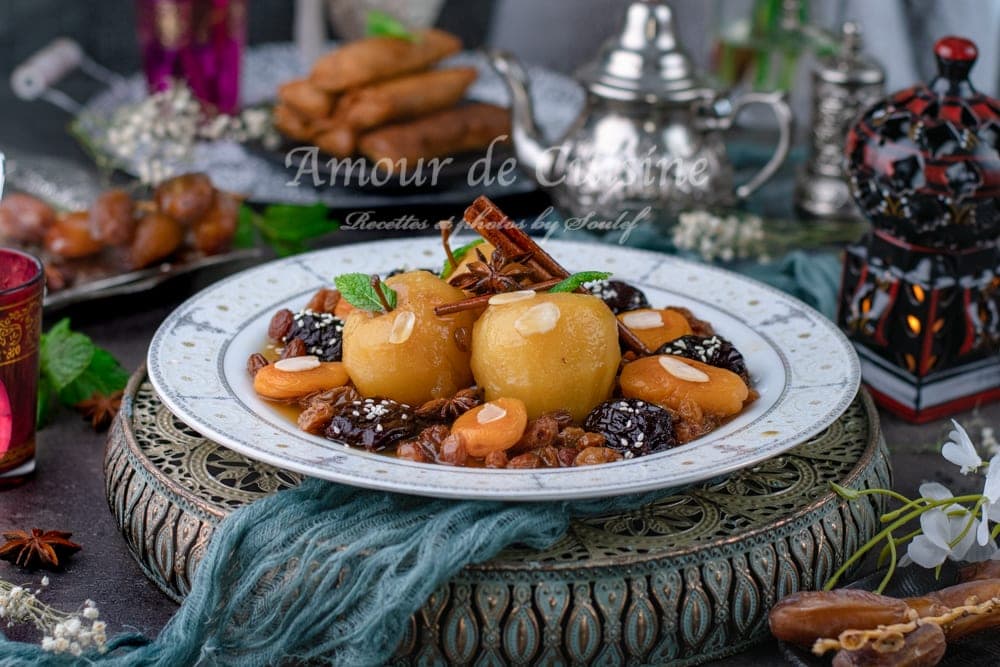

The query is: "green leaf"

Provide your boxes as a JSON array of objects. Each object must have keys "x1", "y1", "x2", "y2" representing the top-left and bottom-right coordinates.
[
  {"x1": 233, "y1": 206, "x2": 258, "y2": 249},
  {"x1": 549, "y1": 271, "x2": 613, "y2": 293},
  {"x1": 36, "y1": 374, "x2": 56, "y2": 429},
  {"x1": 58, "y1": 349, "x2": 129, "y2": 406},
  {"x1": 366, "y1": 10, "x2": 416, "y2": 41},
  {"x1": 334, "y1": 273, "x2": 397, "y2": 313},
  {"x1": 40, "y1": 318, "x2": 95, "y2": 391},
  {"x1": 237, "y1": 204, "x2": 339, "y2": 257},
  {"x1": 441, "y1": 239, "x2": 485, "y2": 278}
]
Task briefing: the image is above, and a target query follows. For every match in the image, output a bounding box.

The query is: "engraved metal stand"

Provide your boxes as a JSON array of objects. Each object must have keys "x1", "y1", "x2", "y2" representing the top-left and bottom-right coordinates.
[{"x1": 105, "y1": 368, "x2": 889, "y2": 665}]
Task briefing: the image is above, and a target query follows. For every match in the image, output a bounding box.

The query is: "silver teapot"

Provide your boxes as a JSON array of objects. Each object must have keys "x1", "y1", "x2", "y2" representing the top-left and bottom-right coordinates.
[{"x1": 490, "y1": 0, "x2": 793, "y2": 228}]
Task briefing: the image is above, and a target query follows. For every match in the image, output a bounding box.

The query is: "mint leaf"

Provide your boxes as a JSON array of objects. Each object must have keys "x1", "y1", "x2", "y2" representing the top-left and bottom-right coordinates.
[
  {"x1": 549, "y1": 271, "x2": 613, "y2": 293},
  {"x1": 36, "y1": 374, "x2": 55, "y2": 429},
  {"x1": 366, "y1": 10, "x2": 416, "y2": 41},
  {"x1": 441, "y1": 239, "x2": 485, "y2": 278},
  {"x1": 58, "y1": 349, "x2": 129, "y2": 406},
  {"x1": 233, "y1": 206, "x2": 257, "y2": 249},
  {"x1": 40, "y1": 318, "x2": 95, "y2": 391},
  {"x1": 334, "y1": 273, "x2": 398, "y2": 313},
  {"x1": 237, "y1": 204, "x2": 339, "y2": 257}
]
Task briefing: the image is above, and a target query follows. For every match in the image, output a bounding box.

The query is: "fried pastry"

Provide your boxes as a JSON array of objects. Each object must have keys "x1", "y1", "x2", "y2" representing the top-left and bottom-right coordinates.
[
  {"x1": 272, "y1": 103, "x2": 315, "y2": 143},
  {"x1": 358, "y1": 103, "x2": 511, "y2": 166},
  {"x1": 277, "y1": 78, "x2": 335, "y2": 119},
  {"x1": 309, "y1": 29, "x2": 461, "y2": 93},
  {"x1": 337, "y1": 67, "x2": 478, "y2": 131}
]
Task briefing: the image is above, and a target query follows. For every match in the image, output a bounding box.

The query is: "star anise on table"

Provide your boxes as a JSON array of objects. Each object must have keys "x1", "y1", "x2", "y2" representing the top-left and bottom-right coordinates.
[
  {"x1": 415, "y1": 388, "x2": 482, "y2": 422},
  {"x1": 448, "y1": 247, "x2": 534, "y2": 295},
  {"x1": 75, "y1": 390, "x2": 124, "y2": 431},
  {"x1": 0, "y1": 529, "x2": 82, "y2": 571}
]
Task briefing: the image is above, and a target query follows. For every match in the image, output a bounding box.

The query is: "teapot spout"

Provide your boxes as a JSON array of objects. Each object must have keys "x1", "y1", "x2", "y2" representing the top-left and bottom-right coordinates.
[{"x1": 488, "y1": 50, "x2": 555, "y2": 181}]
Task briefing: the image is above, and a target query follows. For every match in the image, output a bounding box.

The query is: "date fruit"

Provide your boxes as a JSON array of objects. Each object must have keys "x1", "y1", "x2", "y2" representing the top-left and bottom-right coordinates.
[
  {"x1": 154, "y1": 173, "x2": 215, "y2": 224},
  {"x1": 44, "y1": 212, "x2": 104, "y2": 259},
  {"x1": 831, "y1": 622, "x2": 945, "y2": 667},
  {"x1": 89, "y1": 189, "x2": 135, "y2": 246},
  {"x1": 768, "y1": 590, "x2": 913, "y2": 648},
  {"x1": 129, "y1": 213, "x2": 184, "y2": 269}
]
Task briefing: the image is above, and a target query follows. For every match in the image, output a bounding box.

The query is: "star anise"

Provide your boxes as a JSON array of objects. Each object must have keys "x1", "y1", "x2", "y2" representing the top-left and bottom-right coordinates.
[
  {"x1": 448, "y1": 247, "x2": 534, "y2": 295},
  {"x1": 75, "y1": 391, "x2": 124, "y2": 431},
  {"x1": 415, "y1": 387, "x2": 482, "y2": 422},
  {"x1": 0, "y1": 529, "x2": 81, "y2": 570}
]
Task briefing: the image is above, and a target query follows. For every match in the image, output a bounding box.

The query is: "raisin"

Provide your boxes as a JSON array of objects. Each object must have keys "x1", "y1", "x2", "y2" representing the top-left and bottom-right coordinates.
[
  {"x1": 584, "y1": 398, "x2": 677, "y2": 457},
  {"x1": 536, "y1": 446, "x2": 560, "y2": 467},
  {"x1": 305, "y1": 288, "x2": 341, "y2": 314},
  {"x1": 573, "y1": 447, "x2": 624, "y2": 466},
  {"x1": 557, "y1": 448, "x2": 578, "y2": 467},
  {"x1": 437, "y1": 434, "x2": 468, "y2": 466},
  {"x1": 281, "y1": 337, "x2": 307, "y2": 359},
  {"x1": 397, "y1": 441, "x2": 434, "y2": 463},
  {"x1": 507, "y1": 452, "x2": 541, "y2": 469},
  {"x1": 298, "y1": 386, "x2": 361, "y2": 433},
  {"x1": 268, "y1": 309, "x2": 294, "y2": 341},
  {"x1": 513, "y1": 414, "x2": 560, "y2": 453},
  {"x1": 484, "y1": 450, "x2": 509, "y2": 468},
  {"x1": 246, "y1": 353, "x2": 268, "y2": 377}
]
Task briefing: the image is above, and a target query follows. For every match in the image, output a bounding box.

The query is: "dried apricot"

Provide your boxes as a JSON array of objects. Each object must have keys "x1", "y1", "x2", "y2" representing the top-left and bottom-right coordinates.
[
  {"x1": 253, "y1": 358, "x2": 349, "y2": 400},
  {"x1": 617, "y1": 308, "x2": 693, "y2": 350},
  {"x1": 619, "y1": 355, "x2": 748, "y2": 418},
  {"x1": 451, "y1": 397, "x2": 528, "y2": 458}
]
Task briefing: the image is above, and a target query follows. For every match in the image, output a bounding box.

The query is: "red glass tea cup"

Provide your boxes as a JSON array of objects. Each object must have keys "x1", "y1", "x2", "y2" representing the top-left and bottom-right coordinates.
[{"x1": 0, "y1": 248, "x2": 44, "y2": 485}]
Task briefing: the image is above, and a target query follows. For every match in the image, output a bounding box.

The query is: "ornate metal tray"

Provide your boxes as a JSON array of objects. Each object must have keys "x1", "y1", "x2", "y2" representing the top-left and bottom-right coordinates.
[{"x1": 105, "y1": 368, "x2": 889, "y2": 665}]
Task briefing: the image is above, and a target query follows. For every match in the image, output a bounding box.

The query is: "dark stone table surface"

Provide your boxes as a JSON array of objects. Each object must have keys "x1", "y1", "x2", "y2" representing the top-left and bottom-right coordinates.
[{"x1": 0, "y1": 108, "x2": 996, "y2": 667}]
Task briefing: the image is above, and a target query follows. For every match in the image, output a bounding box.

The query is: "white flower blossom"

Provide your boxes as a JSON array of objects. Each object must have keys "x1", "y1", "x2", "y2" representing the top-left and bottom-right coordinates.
[
  {"x1": 904, "y1": 508, "x2": 979, "y2": 567},
  {"x1": 941, "y1": 420, "x2": 982, "y2": 474}
]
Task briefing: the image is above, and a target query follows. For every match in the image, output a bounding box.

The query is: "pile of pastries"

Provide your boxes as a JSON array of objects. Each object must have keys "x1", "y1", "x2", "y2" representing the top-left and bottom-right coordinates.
[
  {"x1": 0, "y1": 173, "x2": 238, "y2": 292},
  {"x1": 273, "y1": 29, "x2": 510, "y2": 166},
  {"x1": 247, "y1": 197, "x2": 756, "y2": 470}
]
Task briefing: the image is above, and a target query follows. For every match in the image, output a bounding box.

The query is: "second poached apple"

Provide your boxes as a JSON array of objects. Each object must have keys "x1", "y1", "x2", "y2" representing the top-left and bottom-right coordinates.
[
  {"x1": 342, "y1": 271, "x2": 476, "y2": 406},
  {"x1": 470, "y1": 291, "x2": 621, "y2": 421}
]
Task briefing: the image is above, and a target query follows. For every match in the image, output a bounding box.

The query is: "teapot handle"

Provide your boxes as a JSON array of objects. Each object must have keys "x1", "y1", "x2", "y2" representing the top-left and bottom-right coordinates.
[{"x1": 701, "y1": 91, "x2": 794, "y2": 201}]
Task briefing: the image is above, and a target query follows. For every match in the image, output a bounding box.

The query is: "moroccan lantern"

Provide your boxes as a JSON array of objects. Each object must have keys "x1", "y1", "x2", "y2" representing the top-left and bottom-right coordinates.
[{"x1": 840, "y1": 36, "x2": 1000, "y2": 422}]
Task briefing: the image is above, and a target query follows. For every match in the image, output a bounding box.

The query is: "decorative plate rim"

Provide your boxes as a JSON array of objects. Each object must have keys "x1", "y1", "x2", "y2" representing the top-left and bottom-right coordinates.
[{"x1": 147, "y1": 238, "x2": 860, "y2": 501}]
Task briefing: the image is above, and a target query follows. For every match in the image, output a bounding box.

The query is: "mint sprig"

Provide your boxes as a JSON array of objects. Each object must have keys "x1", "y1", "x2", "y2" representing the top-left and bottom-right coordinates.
[
  {"x1": 235, "y1": 204, "x2": 339, "y2": 257},
  {"x1": 334, "y1": 273, "x2": 398, "y2": 313},
  {"x1": 37, "y1": 319, "x2": 130, "y2": 428},
  {"x1": 549, "y1": 271, "x2": 612, "y2": 293},
  {"x1": 366, "y1": 10, "x2": 416, "y2": 41},
  {"x1": 441, "y1": 239, "x2": 485, "y2": 279}
]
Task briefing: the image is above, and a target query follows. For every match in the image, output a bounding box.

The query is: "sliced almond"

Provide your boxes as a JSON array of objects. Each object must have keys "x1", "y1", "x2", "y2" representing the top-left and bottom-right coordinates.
[
  {"x1": 388, "y1": 310, "x2": 416, "y2": 344},
  {"x1": 488, "y1": 290, "x2": 536, "y2": 306},
  {"x1": 274, "y1": 355, "x2": 321, "y2": 372},
  {"x1": 622, "y1": 310, "x2": 665, "y2": 330},
  {"x1": 477, "y1": 402, "x2": 508, "y2": 424},
  {"x1": 658, "y1": 355, "x2": 710, "y2": 383},
  {"x1": 514, "y1": 302, "x2": 561, "y2": 336}
]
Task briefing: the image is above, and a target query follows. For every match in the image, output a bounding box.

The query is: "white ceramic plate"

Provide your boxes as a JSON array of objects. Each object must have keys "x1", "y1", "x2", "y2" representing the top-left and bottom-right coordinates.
[{"x1": 147, "y1": 239, "x2": 860, "y2": 501}]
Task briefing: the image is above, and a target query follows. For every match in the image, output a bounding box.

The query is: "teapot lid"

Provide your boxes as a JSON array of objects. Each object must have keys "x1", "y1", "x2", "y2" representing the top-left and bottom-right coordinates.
[{"x1": 575, "y1": 1, "x2": 713, "y2": 103}]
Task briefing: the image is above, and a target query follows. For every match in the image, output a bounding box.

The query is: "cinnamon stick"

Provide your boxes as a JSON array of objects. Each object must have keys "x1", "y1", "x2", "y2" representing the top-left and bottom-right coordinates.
[
  {"x1": 459, "y1": 196, "x2": 650, "y2": 355},
  {"x1": 435, "y1": 278, "x2": 564, "y2": 316}
]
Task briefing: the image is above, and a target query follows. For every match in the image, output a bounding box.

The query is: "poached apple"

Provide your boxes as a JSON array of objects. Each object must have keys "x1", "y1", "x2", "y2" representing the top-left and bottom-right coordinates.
[
  {"x1": 470, "y1": 291, "x2": 620, "y2": 420},
  {"x1": 342, "y1": 271, "x2": 476, "y2": 406}
]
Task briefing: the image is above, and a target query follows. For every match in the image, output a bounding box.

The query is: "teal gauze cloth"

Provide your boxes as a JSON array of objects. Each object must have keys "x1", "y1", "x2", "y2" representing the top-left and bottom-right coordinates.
[
  {"x1": 0, "y1": 480, "x2": 664, "y2": 666},
  {"x1": 0, "y1": 243, "x2": 843, "y2": 667}
]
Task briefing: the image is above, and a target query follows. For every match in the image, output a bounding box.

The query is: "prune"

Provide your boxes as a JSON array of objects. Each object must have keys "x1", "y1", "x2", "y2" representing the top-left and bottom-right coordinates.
[
  {"x1": 89, "y1": 189, "x2": 135, "y2": 246},
  {"x1": 657, "y1": 335, "x2": 749, "y2": 383},
  {"x1": 584, "y1": 279, "x2": 650, "y2": 314},
  {"x1": 324, "y1": 398, "x2": 417, "y2": 451},
  {"x1": 154, "y1": 173, "x2": 215, "y2": 224},
  {"x1": 583, "y1": 398, "x2": 677, "y2": 457},
  {"x1": 284, "y1": 310, "x2": 345, "y2": 362}
]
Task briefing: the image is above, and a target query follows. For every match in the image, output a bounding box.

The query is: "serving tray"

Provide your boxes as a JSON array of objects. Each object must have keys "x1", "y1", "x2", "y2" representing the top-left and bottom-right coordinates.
[{"x1": 105, "y1": 367, "x2": 889, "y2": 665}]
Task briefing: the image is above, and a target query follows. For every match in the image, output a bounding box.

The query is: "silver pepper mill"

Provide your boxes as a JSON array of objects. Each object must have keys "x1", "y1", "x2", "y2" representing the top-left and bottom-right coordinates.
[{"x1": 795, "y1": 22, "x2": 884, "y2": 219}]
